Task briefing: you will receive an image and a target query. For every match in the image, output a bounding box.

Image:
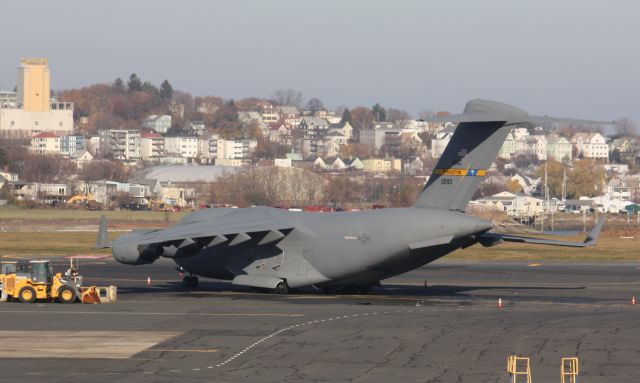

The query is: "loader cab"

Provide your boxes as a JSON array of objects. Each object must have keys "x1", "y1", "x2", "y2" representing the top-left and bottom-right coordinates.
[
  {"x1": 1, "y1": 261, "x2": 18, "y2": 276},
  {"x1": 28, "y1": 260, "x2": 53, "y2": 285}
]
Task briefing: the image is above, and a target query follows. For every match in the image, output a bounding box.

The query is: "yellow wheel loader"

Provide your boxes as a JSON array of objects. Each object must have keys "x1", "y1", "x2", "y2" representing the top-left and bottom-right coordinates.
[{"x1": 0, "y1": 260, "x2": 83, "y2": 303}]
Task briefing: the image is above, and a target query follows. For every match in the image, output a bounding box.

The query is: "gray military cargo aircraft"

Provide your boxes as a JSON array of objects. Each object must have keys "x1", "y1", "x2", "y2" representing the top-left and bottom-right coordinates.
[{"x1": 96, "y1": 99, "x2": 607, "y2": 293}]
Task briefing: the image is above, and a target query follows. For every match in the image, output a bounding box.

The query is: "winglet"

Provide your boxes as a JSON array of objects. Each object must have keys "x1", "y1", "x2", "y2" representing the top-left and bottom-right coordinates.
[
  {"x1": 92, "y1": 215, "x2": 111, "y2": 249},
  {"x1": 584, "y1": 214, "x2": 606, "y2": 246}
]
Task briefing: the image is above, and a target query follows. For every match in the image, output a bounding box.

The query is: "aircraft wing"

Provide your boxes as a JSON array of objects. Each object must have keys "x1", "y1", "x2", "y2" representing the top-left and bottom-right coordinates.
[
  {"x1": 479, "y1": 215, "x2": 605, "y2": 248},
  {"x1": 133, "y1": 217, "x2": 295, "y2": 249}
]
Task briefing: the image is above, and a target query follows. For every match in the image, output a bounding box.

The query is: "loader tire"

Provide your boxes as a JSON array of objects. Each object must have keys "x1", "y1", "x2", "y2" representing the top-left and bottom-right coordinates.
[
  {"x1": 57, "y1": 286, "x2": 76, "y2": 304},
  {"x1": 19, "y1": 286, "x2": 37, "y2": 303}
]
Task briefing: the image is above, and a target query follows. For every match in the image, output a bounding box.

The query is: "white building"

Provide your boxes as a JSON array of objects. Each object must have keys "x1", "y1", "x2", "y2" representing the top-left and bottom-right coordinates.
[
  {"x1": 142, "y1": 115, "x2": 172, "y2": 134},
  {"x1": 164, "y1": 136, "x2": 199, "y2": 159},
  {"x1": 217, "y1": 138, "x2": 257, "y2": 160},
  {"x1": 99, "y1": 129, "x2": 141, "y2": 161},
  {"x1": 571, "y1": 132, "x2": 609, "y2": 160},
  {"x1": 197, "y1": 134, "x2": 219, "y2": 163},
  {"x1": 525, "y1": 135, "x2": 547, "y2": 161},
  {"x1": 498, "y1": 132, "x2": 517, "y2": 159},
  {"x1": 30, "y1": 132, "x2": 60, "y2": 155},
  {"x1": 546, "y1": 134, "x2": 573, "y2": 162},
  {"x1": 430, "y1": 128, "x2": 454, "y2": 158},
  {"x1": 140, "y1": 133, "x2": 165, "y2": 161}
]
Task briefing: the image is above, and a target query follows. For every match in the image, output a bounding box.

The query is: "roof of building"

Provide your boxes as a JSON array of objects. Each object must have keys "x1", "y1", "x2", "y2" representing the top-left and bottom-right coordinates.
[
  {"x1": 144, "y1": 165, "x2": 242, "y2": 183},
  {"x1": 564, "y1": 199, "x2": 595, "y2": 206},
  {"x1": 300, "y1": 117, "x2": 329, "y2": 126},
  {"x1": 141, "y1": 132, "x2": 163, "y2": 139},
  {"x1": 33, "y1": 132, "x2": 58, "y2": 139},
  {"x1": 278, "y1": 106, "x2": 299, "y2": 115}
]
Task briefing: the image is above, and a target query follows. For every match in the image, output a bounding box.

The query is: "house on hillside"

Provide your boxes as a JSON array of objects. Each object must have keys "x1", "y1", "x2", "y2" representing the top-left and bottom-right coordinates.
[
  {"x1": 571, "y1": 132, "x2": 609, "y2": 161},
  {"x1": 30, "y1": 132, "x2": 60, "y2": 155},
  {"x1": 430, "y1": 128, "x2": 454, "y2": 158},
  {"x1": 343, "y1": 157, "x2": 364, "y2": 171},
  {"x1": 142, "y1": 115, "x2": 171, "y2": 134},
  {"x1": 546, "y1": 134, "x2": 572, "y2": 162},
  {"x1": 563, "y1": 199, "x2": 596, "y2": 213},
  {"x1": 403, "y1": 156, "x2": 424, "y2": 176},
  {"x1": 475, "y1": 191, "x2": 544, "y2": 218},
  {"x1": 69, "y1": 150, "x2": 94, "y2": 168}
]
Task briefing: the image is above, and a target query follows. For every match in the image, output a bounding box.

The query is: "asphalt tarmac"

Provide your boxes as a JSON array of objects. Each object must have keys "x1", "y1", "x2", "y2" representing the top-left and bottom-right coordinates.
[{"x1": 0, "y1": 256, "x2": 639, "y2": 382}]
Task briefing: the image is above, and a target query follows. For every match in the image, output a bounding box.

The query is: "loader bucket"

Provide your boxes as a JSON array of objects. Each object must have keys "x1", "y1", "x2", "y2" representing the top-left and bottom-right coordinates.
[{"x1": 81, "y1": 286, "x2": 101, "y2": 304}]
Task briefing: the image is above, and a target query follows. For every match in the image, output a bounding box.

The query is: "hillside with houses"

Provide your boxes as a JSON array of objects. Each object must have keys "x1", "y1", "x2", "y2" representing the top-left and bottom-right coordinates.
[{"x1": 1, "y1": 60, "x2": 639, "y2": 221}]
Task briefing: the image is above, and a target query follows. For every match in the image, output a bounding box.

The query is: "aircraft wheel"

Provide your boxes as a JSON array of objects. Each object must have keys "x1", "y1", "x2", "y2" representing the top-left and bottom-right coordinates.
[
  {"x1": 182, "y1": 275, "x2": 199, "y2": 289},
  {"x1": 273, "y1": 281, "x2": 289, "y2": 294},
  {"x1": 57, "y1": 286, "x2": 76, "y2": 303},
  {"x1": 19, "y1": 286, "x2": 37, "y2": 303}
]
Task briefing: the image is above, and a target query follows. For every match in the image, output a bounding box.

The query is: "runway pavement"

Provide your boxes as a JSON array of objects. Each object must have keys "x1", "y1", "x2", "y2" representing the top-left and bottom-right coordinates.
[{"x1": 0, "y1": 256, "x2": 639, "y2": 382}]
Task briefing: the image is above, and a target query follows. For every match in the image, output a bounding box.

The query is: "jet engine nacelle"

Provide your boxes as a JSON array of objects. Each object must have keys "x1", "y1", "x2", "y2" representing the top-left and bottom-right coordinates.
[{"x1": 112, "y1": 234, "x2": 162, "y2": 265}]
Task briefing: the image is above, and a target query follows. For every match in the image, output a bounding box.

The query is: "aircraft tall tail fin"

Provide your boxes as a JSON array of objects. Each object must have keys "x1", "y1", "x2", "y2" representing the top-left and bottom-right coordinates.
[
  {"x1": 414, "y1": 99, "x2": 610, "y2": 212},
  {"x1": 413, "y1": 120, "x2": 511, "y2": 211}
]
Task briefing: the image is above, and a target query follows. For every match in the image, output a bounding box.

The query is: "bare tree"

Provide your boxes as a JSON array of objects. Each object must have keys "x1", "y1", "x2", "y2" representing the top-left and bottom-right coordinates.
[
  {"x1": 78, "y1": 160, "x2": 131, "y2": 182},
  {"x1": 18, "y1": 154, "x2": 76, "y2": 183},
  {"x1": 418, "y1": 110, "x2": 435, "y2": 120},
  {"x1": 271, "y1": 89, "x2": 304, "y2": 108},
  {"x1": 615, "y1": 117, "x2": 637, "y2": 137},
  {"x1": 387, "y1": 108, "x2": 413, "y2": 129},
  {"x1": 306, "y1": 98, "x2": 325, "y2": 113}
]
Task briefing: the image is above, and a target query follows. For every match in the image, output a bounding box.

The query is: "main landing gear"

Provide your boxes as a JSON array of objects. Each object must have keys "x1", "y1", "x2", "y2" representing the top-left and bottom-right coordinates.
[
  {"x1": 273, "y1": 280, "x2": 289, "y2": 294},
  {"x1": 182, "y1": 274, "x2": 199, "y2": 289}
]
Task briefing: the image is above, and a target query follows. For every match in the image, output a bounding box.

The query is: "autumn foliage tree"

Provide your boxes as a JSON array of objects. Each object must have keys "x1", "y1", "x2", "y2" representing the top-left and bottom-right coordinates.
[
  {"x1": 567, "y1": 160, "x2": 605, "y2": 198},
  {"x1": 536, "y1": 159, "x2": 605, "y2": 199},
  {"x1": 213, "y1": 100, "x2": 242, "y2": 138},
  {"x1": 60, "y1": 75, "x2": 175, "y2": 134}
]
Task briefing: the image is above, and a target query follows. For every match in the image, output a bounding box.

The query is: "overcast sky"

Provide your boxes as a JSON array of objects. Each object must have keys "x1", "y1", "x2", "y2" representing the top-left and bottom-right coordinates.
[{"x1": 2, "y1": 0, "x2": 638, "y2": 123}]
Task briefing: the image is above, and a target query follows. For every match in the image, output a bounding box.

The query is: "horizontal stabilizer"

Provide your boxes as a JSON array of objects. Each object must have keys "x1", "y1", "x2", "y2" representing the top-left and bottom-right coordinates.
[
  {"x1": 528, "y1": 115, "x2": 616, "y2": 126},
  {"x1": 479, "y1": 215, "x2": 606, "y2": 248}
]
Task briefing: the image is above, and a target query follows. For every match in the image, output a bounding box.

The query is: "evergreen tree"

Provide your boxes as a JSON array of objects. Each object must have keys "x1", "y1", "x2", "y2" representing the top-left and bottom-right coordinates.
[
  {"x1": 372, "y1": 103, "x2": 386, "y2": 122},
  {"x1": 340, "y1": 108, "x2": 352, "y2": 125},
  {"x1": 141, "y1": 81, "x2": 158, "y2": 93},
  {"x1": 113, "y1": 78, "x2": 125, "y2": 93},
  {"x1": 127, "y1": 73, "x2": 143, "y2": 92},
  {"x1": 160, "y1": 79, "x2": 174, "y2": 100}
]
